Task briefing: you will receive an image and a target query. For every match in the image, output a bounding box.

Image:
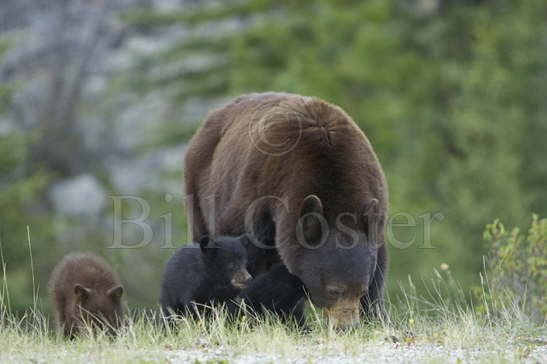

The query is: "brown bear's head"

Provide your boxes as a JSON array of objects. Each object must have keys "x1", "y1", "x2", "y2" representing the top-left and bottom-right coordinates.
[{"x1": 289, "y1": 195, "x2": 382, "y2": 329}]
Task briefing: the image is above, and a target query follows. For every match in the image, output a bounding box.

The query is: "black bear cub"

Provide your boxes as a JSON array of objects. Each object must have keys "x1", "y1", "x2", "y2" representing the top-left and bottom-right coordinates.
[
  {"x1": 161, "y1": 235, "x2": 252, "y2": 317},
  {"x1": 49, "y1": 253, "x2": 124, "y2": 338},
  {"x1": 231, "y1": 263, "x2": 307, "y2": 325}
]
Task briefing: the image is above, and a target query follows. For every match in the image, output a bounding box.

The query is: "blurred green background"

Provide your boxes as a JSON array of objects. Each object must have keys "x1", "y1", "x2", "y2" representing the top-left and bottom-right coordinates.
[{"x1": 0, "y1": 0, "x2": 546, "y2": 313}]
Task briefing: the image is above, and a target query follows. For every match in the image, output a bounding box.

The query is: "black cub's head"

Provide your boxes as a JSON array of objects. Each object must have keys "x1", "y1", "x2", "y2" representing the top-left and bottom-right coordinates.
[{"x1": 199, "y1": 235, "x2": 252, "y2": 289}]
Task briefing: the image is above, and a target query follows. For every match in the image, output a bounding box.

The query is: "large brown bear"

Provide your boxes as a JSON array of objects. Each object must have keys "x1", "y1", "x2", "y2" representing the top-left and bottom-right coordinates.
[{"x1": 184, "y1": 92, "x2": 388, "y2": 328}]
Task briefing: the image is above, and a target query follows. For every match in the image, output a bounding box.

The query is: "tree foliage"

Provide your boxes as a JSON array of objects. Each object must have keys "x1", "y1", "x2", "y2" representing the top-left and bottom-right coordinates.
[
  {"x1": 0, "y1": 40, "x2": 57, "y2": 310},
  {"x1": 126, "y1": 0, "x2": 547, "y2": 291}
]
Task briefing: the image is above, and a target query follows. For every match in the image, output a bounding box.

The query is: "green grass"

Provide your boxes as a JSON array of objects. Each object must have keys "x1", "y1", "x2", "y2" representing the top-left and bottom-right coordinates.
[
  {"x1": 0, "y1": 277, "x2": 545, "y2": 364},
  {"x1": 0, "y1": 231, "x2": 544, "y2": 363}
]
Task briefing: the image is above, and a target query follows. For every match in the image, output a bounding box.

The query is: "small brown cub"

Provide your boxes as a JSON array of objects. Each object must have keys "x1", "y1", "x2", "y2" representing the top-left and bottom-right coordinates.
[{"x1": 49, "y1": 253, "x2": 124, "y2": 338}]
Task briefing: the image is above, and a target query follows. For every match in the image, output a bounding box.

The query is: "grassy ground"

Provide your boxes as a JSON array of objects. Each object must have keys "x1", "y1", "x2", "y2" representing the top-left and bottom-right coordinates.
[
  {"x1": 1, "y1": 283, "x2": 545, "y2": 364},
  {"x1": 1, "y1": 236, "x2": 545, "y2": 364}
]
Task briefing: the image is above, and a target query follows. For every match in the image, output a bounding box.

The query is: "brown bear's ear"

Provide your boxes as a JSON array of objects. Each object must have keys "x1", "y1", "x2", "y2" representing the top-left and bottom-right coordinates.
[
  {"x1": 361, "y1": 198, "x2": 379, "y2": 236},
  {"x1": 107, "y1": 285, "x2": 124, "y2": 301},
  {"x1": 297, "y1": 195, "x2": 326, "y2": 246},
  {"x1": 74, "y1": 284, "x2": 91, "y2": 301},
  {"x1": 300, "y1": 195, "x2": 324, "y2": 216}
]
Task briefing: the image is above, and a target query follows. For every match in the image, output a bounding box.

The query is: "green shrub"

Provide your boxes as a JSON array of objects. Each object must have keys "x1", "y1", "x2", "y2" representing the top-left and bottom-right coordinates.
[{"x1": 476, "y1": 215, "x2": 546, "y2": 322}]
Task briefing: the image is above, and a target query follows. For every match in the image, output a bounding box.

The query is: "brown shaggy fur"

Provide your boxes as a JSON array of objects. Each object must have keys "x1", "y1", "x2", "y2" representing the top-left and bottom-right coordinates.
[
  {"x1": 48, "y1": 253, "x2": 124, "y2": 338},
  {"x1": 185, "y1": 92, "x2": 388, "y2": 326}
]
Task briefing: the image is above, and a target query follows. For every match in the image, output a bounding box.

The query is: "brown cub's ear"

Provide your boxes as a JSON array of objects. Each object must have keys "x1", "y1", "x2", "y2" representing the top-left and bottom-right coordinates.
[
  {"x1": 297, "y1": 195, "x2": 326, "y2": 246},
  {"x1": 74, "y1": 284, "x2": 91, "y2": 301},
  {"x1": 107, "y1": 285, "x2": 124, "y2": 301}
]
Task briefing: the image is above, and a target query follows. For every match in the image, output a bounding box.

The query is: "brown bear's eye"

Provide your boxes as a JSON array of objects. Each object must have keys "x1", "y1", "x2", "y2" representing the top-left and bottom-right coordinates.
[{"x1": 326, "y1": 286, "x2": 344, "y2": 298}]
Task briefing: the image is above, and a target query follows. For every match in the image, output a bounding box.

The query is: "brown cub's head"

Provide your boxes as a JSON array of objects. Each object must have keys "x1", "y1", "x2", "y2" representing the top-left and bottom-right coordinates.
[{"x1": 73, "y1": 283, "x2": 124, "y2": 333}]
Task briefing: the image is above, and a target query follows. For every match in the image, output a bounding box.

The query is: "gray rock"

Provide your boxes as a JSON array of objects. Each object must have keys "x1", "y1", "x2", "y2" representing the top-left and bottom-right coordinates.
[
  {"x1": 108, "y1": 144, "x2": 186, "y2": 195},
  {"x1": 50, "y1": 174, "x2": 107, "y2": 217},
  {"x1": 0, "y1": 119, "x2": 16, "y2": 136}
]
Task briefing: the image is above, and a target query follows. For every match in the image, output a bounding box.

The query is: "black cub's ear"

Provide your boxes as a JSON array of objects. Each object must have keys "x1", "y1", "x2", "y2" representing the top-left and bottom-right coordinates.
[
  {"x1": 238, "y1": 233, "x2": 251, "y2": 248},
  {"x1": 199, "y1": 235, "x2": 217, "y2": 254},
  {"x1": 199, "y1": 235, "x2": 211, "y2": 250}
]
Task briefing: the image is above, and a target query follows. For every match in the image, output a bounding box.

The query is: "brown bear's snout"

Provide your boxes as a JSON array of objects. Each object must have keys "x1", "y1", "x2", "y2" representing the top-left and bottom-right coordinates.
[{"x1": 324, "y1": 299, "x2": 361, "y2": 329}]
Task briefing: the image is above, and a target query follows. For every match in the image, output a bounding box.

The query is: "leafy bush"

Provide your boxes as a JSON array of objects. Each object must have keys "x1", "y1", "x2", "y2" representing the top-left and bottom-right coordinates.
[{"x1": 476, "y1": 215, "x2": 546, "y2": 323}]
